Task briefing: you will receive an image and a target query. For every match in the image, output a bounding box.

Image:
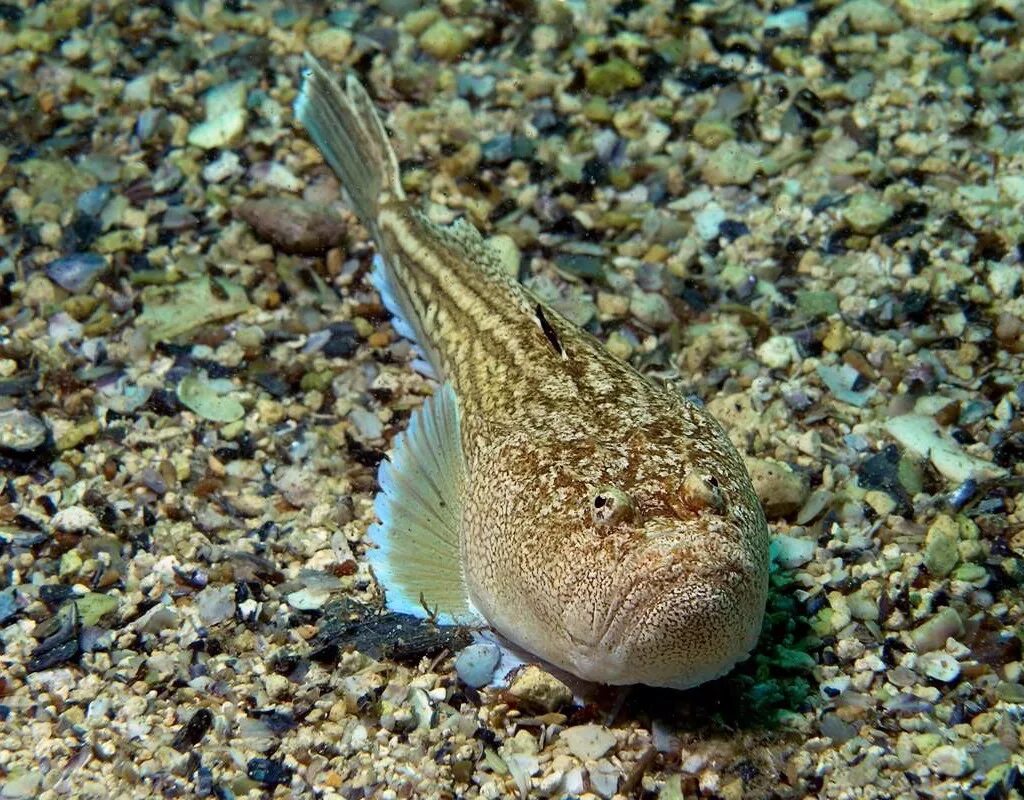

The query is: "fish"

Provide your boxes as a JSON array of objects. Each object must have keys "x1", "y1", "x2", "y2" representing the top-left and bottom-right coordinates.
[{"x1": 295, "y1": 54, "x2": 770, "y2": 690}]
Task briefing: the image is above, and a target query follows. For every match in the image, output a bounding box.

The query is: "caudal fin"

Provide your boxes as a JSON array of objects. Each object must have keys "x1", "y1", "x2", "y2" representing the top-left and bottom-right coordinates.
[{"x1": 294, "y1": 54, "x2": 405, "y2": 230}]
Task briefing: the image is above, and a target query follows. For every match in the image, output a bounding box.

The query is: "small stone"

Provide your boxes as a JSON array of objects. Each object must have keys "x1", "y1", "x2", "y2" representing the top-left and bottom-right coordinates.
[
  {"x1": 454, "y1": 642, "x2": 501, "y2": 688},
  {"x1": 76, "y1": 592, "x2": 119, "y2": 626},
  {"x1": 927, "y1": 745, "x2": 973, "y2": 778},
  {"x1": 237, "y1": 197, "x2": 348, "y2": 256},
  {"x1": 588, "y1": 759, "x2": 620, "y2": 799},
  {"x1": 702, "y1": 142, "x2": 760, "y2": 186},
  {"x1": 864, "y1": 490, "x2": 897, "y2": 517},
  {"x1": 195, "y1": 585, "x2": 236, "y2": 626},
  {"x1": 51, "y1": 506, "x2": 98, "y2": 533},
  {"x1": 763, "y1": 7, "x2": 809, "y2": 37},
  {"x1": 1, "y1": 769, "x2": 41, "y2": 799},
  {"x1": 886, "y1": 414, "x2": 1006, "y2": 483},
  {"x1": 744, "y1": 457, "x2": 809, "y2": 519},
  {"x1": 842, "y1": 192, "x2": 894, "y2": 234},
  {"x1": 897, "y1": 0, "x2": 977, "y2": 25},
  {"x1": 585, "y1": 58, "x2": 644, "y2": 96},
  {"x1": 45, "y1": 252, "x2": 109, "y2": 293},
  {"x1": 923, "y1": 515, "x2": 960, "y2": 577},
  {"x1": 796, "y1": 290, "x2": 839, "y2": 318},
  {"x1": 307, "y1": 27, "x2": 354, "y2": 62},
  {"x1": 418, "y1": 19, "x2": 471, "y2": 61},
  {"x1": 845, "y1": 0, "x2": 903, "y2": 34},
  {"x1": 0, "y1": 409, "x2": 49, "y2": 453},
  {"x1": 756, "y1": 335, "x2": 800, "y2": 369},
  {"x1": 918, "y1": 652, "x2": 960, "y2": 682},
  {"x1": 177, "y1": 373, "x2": 245, "y2": 423},
  {"x1": 507, "y1": 665, "x2": 572, "y2": 712},
  {"x1": 629, "y1": 291, "x2": 674, "y2": 329},
  {"x1": 188, "y1": 109, "x2": 248, "y2": 149},
  {"x1": 136, "y1": 603, "x2": 179, "y2": 634},
  {"x1": 561, "y1": 725, "x2": 617, "y2": 761},
  {"x1": 770, "y1": 534, "x2": 816, "y2": 568},
  {"x1": 911, "y1": 606, "x2": 964, "y2": 653}
]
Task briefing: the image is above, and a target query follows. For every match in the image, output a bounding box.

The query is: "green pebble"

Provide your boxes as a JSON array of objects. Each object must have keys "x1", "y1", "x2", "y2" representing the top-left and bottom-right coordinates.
[
  {"x1": 76, "y1": 592, "x2": 119, "y2": 626},
  {"x1": 796, "y1": 291, "x2": 839, "y2": 318},
  {"x1": 585, "y1": 58, "x2": 643, "y2": 96},
  {"x1": 419, "y1": 19, "x2": 470, "y2": 61}
]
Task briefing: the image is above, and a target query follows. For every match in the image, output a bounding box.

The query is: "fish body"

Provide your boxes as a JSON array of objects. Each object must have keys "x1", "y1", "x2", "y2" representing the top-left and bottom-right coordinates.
[{"x1": 296, "y1": 56, "x2": 770, "y2": 689}]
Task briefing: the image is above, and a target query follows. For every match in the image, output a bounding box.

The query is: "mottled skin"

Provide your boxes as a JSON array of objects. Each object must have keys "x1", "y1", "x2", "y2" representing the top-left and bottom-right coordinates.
[{"x1": 297, "y1": 57, "x2": 770, "y2": 689}]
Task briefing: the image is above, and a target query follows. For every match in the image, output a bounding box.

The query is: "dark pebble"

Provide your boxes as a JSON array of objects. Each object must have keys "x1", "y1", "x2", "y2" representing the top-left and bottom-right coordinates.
[
  {"x1": 718, "y1": 219, "x2": 750, "y2": 241},
  {"x1": 678, "y1": 64, "x2": 737, "y2": 91},
  {"x1": 44, "y1": 252, "x2": 108, "y2": 294},
  {"x1": 581, "y1": 157, "x2": 609, "y2": 186},
  {"x1": 246, "y1": 758, "x2": 293, "y2": 788},
  {"x1": 194, "y1": 765, "x2": 215, "y2": 796},
  {"x1": 28, "y1": 634, "x2": 79, "y2": 672},
  {"x1": 0, "y1": 588, "x2": 18, "y2": 625},
  {"x1": 555, "y1": 253, "x2": 605, "y2": 281},
  {"x1": 857, "y1": 445, "x2": 912, "y2": 516},
  {"x1": 173, "y1": 707, "x2": 214, "y2": 751},
  {"x1": 322, "y1": 321, "x2": 360, "y2": 359},
  {"x1": 39, "y1": 584, "x2": 76, "y2": 607},
  {"x1": 76, "y1": 185, "x2": 112, "y2": 217},
  {"x1": 251, "y1": 371, "x2": 291, "y2": 398},
  {"x1": 0, "y1": 2, "x2": 23, "y2": 21},
  {"x1": 481, "y1": 134, "x2": 535, "y2": 164}
]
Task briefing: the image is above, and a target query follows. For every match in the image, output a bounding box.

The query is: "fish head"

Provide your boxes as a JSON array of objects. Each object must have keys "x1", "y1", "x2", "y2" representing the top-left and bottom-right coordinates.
[{"x1": 541, "y1": 413, "x2": 770, "y2": 690}]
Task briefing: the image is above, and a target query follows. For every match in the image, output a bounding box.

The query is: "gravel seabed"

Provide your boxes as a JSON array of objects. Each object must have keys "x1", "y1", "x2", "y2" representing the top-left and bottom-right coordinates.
[{"x1": 1, "y1": 1, "x2": 1023, "y2": 798}]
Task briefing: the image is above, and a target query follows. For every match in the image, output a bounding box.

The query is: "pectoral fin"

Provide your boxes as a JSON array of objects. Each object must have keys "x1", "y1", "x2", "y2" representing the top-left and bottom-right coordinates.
[{"x1": 366, "y1": 382, "x2": 481, "y2": 624}]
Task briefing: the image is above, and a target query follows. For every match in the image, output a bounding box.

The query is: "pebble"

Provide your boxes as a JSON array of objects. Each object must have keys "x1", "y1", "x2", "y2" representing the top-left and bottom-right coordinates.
[
  {"x1": 911, "y1": 607, "x2": 964, "y2": 653},
  {"x1": 917, "y1": 652, "x2": 961, "y2": 683},
  {"x1": 897, "y1": 0, "x2": 977, "y2": 24},
  {"x1": 561, "y1": 725, "x2": 617, "y2": 761},
  {"x1": 307, "y1": 27, "x2": 353, "y2": 62},
  {"x1": 694, "y1": 204, "x2": 727, "y2": 239},
  {"x1": 51, "y1": 506, "x2": 98, "y2": 533},
  {"x1": 756, "y1": 335, "x2": 800, "y2": 369},
  {"x1": 927, "y1": 745, "x2": 973, "y2": 778},
  {"x1": 763, "y1": 7, "x2": 809, "y2": 37},
  {"x1": 195, "y1": 585, "x2": 235, "y2": 626},
  {"x1": 842, "y1": 192, "x2": 894, "y2": 234},
  {"x1": 744, "y1": 457, "x2": 809, "y2": 519},
  {"x1": 770, "y1": 533, "x2": 816, "y2": 568},
  {"x1": 418, "y1": 19, "x2": 470, "y2": 61},
  {"x1": 507, "y1": 665, "x2": 572, "y2": 712},
  {"x1": 585, "y1": 58, "x2": 643, "y2": 96},
  {"x1": 923, "y1": 515, "x2": 960, "y2": 577},
  {"x1": 0, "y1": 409, "x2": 49, "y2": 453},
  {"x1": 454, "y1": 642, "x2": 502, "y2": 688},
  {"x1": 177, "y1": 373, "x2": 245, "y2": 423},
  {"x1": 237, "y1": 197, "x2": 348, "y2": 256},
  {"x1": 187, "y1": 108, "x2": 247, "y2": 149},
  {"x1": 701, "y1": 142, "x2": 759, "y2": 186},
  {"x1": 844, "y1": 0, "x2": 903, "y2": 33},
  {"x1": 886, "y1": 414, "x2": 1006, "y2": 483}
]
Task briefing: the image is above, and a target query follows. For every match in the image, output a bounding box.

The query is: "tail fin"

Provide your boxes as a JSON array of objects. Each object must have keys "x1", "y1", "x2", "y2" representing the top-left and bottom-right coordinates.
[{"x1": 294, "y1": 54, "x2": 405, "y2": 230}]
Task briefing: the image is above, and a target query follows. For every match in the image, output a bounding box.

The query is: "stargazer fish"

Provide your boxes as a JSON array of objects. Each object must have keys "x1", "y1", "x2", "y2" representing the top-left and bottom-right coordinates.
[{"x1": 295, "y1": 55, "x2": 770, "y2": 690}]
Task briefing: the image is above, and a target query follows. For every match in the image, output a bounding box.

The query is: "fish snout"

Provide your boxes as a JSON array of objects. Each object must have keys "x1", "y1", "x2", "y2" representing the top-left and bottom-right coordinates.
[{"x1": 616, "y1": 564, "x2": 767, "y2": 689}]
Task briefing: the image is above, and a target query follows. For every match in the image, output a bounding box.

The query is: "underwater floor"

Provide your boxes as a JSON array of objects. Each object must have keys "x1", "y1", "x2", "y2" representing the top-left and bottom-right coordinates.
[{"x1": 1, "y1": 0, "x2": 1023, "y2": 798}]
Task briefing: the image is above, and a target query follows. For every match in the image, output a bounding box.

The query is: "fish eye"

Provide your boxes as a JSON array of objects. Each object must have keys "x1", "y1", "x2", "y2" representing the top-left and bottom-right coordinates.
[
  {"x1": 679, "y1": 471, "x2": 726, "y2": 514},
  {"x1": 591, "y1": 487, "x2": 636, "y2": 526}
]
